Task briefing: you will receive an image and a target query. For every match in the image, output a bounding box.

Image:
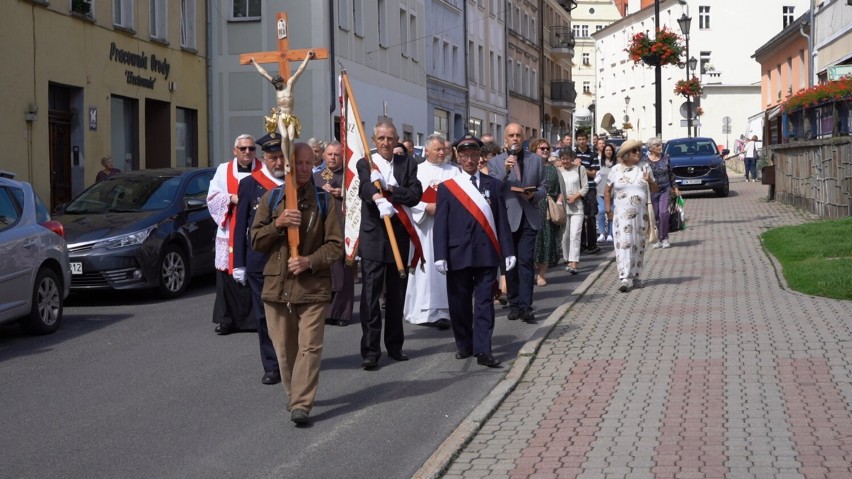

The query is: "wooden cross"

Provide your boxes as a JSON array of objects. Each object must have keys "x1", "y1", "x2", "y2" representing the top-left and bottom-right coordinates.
[{"x1": 239, "y1": 12, "x2": 329, "y2": 82}]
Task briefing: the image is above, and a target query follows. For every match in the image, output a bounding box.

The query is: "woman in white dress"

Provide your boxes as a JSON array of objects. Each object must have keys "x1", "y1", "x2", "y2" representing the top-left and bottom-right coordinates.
[
  {"x1": 604, "y1": 140, "x2": 657, "y2": 292},
  {"x1": 555, "y1": 147, "x2": 588, "y2": 274}
]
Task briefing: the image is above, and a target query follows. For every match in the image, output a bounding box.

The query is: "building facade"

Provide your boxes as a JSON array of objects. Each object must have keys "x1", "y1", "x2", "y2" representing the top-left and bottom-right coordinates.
[
  {"x1": 466, "y1": 0, "x2": 508, "y2": 141},
  {"x1": 570, "y1": 0, "x2": 623, "y2": 138},
  {"x1": 1, "y1": 0, "x2": 208, "y2": 209},
  {"x1": 541, "y1": 0, "x2": 576, "y2": 144},
  {"x1": 209, "y1": 0, "x2": 428, "y2": 165},
  {"x1": 426, "y1": 0, "x2": 467, "y2": 141},
  {"x1": 506, "y1": 0, "x2": 541, "y2": 138},
  {"x1": 593, "y1": 0, "x2": 809, "y2": 146}
]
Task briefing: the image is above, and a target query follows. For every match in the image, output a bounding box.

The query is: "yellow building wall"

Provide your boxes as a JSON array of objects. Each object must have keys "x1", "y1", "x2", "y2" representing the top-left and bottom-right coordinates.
[{"x1": 0, "y1": 1, "x2": 208, "y2": 204}]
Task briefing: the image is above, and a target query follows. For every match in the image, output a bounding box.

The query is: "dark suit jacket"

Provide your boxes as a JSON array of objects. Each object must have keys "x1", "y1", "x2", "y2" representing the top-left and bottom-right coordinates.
[
  {"x1": 356, "y1": 154, "x2": 423, "y2": 263},
  {"x1": 486, "y1": 149, "x2": 546, "y2": 232},
  {"x1": 234, "y1": 175, "x2": 279, "y2": 273},
  {"x1": 433, "y1": 174, "x2": 515, "y2": 270}
]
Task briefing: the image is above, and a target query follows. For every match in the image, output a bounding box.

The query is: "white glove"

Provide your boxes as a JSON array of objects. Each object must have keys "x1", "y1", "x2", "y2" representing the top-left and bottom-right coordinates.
[
  {"x1": 434, "y1": 260, "x2": 447, "y2": 275},
  {"x1": 374, "y1": 197, "x2": 396, "y2": 218},
  {"x1": 232, "y1": 267, "x2": 246, "y2": 285},
  {"x1": 370, "y1": 170, "x2": 387, "y2": 190},
  {"x1": 387, "y1": 172, "x2": 399, "y2": 188},
  {"x1": 505, "y1": 256, "x2": 517, "y2": 271}
]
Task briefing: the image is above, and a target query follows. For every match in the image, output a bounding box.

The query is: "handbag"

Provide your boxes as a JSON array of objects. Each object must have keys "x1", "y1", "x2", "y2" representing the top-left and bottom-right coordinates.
[
  {"x1": 668, "y1": 194, "x2": 684, "y2": 233},
  {"x1": 547, "y1": 196, "x2": 567, "y2": 225}
]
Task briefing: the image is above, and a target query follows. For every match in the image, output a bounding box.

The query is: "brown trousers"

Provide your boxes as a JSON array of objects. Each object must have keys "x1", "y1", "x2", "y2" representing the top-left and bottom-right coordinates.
[{"x1": 264, "y1": 301, "x2": 327, "y2": 413}]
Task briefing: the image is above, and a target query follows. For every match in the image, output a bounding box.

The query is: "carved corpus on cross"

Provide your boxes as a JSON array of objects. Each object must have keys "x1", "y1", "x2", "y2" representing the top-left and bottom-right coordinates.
[{"x1": 239, "y1": 11, "x2": 328, "y2": 260}]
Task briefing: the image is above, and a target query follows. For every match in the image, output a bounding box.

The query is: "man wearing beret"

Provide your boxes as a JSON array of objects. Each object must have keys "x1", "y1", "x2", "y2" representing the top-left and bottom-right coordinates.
[
  {"x1": 232, "y1": 132, "x2": 286, "y2": 385},
  {"x1": 433, "y1": 135, "x2": 516, "y2": 367}
]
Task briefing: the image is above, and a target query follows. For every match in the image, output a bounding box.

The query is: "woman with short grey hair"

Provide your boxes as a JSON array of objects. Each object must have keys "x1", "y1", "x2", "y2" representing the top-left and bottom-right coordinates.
[{"x1": 643, "y1": 137, "x2": 679, "y2": 249}]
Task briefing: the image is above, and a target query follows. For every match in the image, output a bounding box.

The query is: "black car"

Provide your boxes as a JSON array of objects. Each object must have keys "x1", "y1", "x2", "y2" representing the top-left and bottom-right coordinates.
[
  {"x1": 664, "y1": 137, "x2": 730, "y2": 197},
  {"x1": 55, "y1": 168, "x2": 217, "y2": 298}
]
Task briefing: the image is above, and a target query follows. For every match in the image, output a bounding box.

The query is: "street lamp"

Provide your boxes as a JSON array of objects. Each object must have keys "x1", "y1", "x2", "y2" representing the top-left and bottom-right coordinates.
[
  {"x1": 678, "y1": 13, "x2": 693, "y2": 137},
  {"x1": 624, "y1": 95, "x2": 630, "y2": 138}
]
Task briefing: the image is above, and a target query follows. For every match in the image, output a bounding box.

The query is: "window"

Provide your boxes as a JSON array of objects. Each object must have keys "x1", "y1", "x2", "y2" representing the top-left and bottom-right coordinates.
[
  {"x1": 582, "y1": 53, "x2": 590, "y2": 66},
  {"x1": 114, "y1": 0, "x2": 133, "y2": 28},
  {"x1": 583, "y1": 81, "x2": 590, "y2": 93},
  {"x1": 507, "y1": 59, "x2": 514, "y2": 90},
  {"x1": 507, "y1": 1, "x2": 514, "y2": 30},
  {"x1": 72, "y1": 0, "x2": 93, "y2": 16},
  {"x1": 444, "y1": 41, "x2": 451, "y2": 76},
  {"x1": 0, "y1": 188, "x2": 21, "y2": 233},
  {"x1": 400, "y1": 9, "x2": 408, "y2": 57},
  {"x1": 524, "y1": 66, "x2": 530, "y2": 97},
  {"x1": 409, "y1": 14, "x2": 417, "y2": 61},
  {"x1": 531, "y1": 17, "x2": 536, "y2": 44},
  {"x1": 452, "y1": 45, "x2": 459, "y2": 81},
  {"x1": 783, "y1": 6, "x2": 795, "y2": 28},
  {"x1": 432, "y1": 37, "x2": 440, "y2": 70},
  {"x1": 353, "y1": 0, "x2": 364, "y2": 36},
  {"x1": 150, "y1": 0, "x2": 167, "y2": 40},
  {"x1": 572, "y1": 24, "x2": 581, "y2": 37},
  {"x1": 531, "y1": 69, "x2": 537, "y2": 99},
  {"x1": 434, "y1": 109, "x2": 449, "y2": 137},
  {"x1": 468, "y1": 118, "x2": 482, "y2": 137},
  {"x1": 232, "y1": 0, "x2": 260, "y2": 19},
  {"x1": 176, "y1": 107, "x2": 198, "y2": 167},
  {"x1": 497, "y1": 54, "x2": 503, "y2": 91},
  {"x1": 180, "y1": 0, "x2": 196, "y2": 49},
  {"x1": 699, "y1": 6, "x2": 710, "y2": 29},
  {"x1": 478, "y1": 45, "x2": 484, "y2": 85},
  {"x1": 378, "y1": 0, "x2": 387, "y2": 47},
  {"x1": 338, "y1": 0, "x2": 350, "y2": 30},
  {"x1": 700, "y1": 51, "x2": 711, "y2": 74},
  {"x1": 581, "y1": 25, "x2": 589, "y2": 37},
  {"x1": 596, "y1": 25, "x2": 603, "y2": 32},
  {"x1": 468, "y1": 41, "x2": 476, "y2": 83}
]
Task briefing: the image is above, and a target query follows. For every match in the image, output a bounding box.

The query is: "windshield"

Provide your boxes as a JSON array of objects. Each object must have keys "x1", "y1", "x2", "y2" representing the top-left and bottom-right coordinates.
[
  {"x1": 65, "y1": 175, "x2": 181, "y2": 213},
  {"x1": 665, "y1": 140, "x2": 718, "y2": 157}
]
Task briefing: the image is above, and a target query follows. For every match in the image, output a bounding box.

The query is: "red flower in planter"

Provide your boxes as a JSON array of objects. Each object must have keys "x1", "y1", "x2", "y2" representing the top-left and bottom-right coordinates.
[
  {"x1": 674, "y1": 77, "x2": 703, "y2": 97},
  {"x1": 625, "y1": 27, "x2": 684, "y2": 67},
  {"x1": 781, "y1": 77, "x2": 852, "y2": 112}
]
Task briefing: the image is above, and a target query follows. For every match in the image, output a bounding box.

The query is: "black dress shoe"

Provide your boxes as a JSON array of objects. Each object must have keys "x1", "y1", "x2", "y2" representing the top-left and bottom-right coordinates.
[
  {"x1": 434, "y1": 318, "x2": 451, "y2": 330},
  {"x1": 388, "y1": 351, "x2": 409, "y2": 361},
  {"x1": 325, "y1": 318, "x2": 349, "y2": 327},
  {"x1": 455, "y1": 350, "x2": 473, "y2": 359},
  {"x1": 507, "y1": 310, "x2": 520, "y2": 321},
  {"x1": 214, "y1": 324, "x2": 233, "y2": 335},
  {"x1": 262, "y1": 370, "x2": 281, "y2": 385},
  {"x1": 291, "y1": 409, "x2": 309, "y2": 425},
  {"x1": 520, "y1": 309, "x2": 536, "y2": 323},
  {"x1": 361, "y1": 357, "x2": 379, "y2": 370},
  {"x1": 476, "y1": 353, "x2": 501, "y2": 368}
]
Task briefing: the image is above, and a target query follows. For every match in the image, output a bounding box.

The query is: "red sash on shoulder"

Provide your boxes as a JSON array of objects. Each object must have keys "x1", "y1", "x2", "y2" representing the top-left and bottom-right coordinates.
[
  {"x1": 443, "y1": 177, "x2": 501, "y2": 257},
  {"x1": 251, "y1": 168, "x2": 279, "y2": 191},
  {"x1": 225, "y1": 159, "x2": 261, "y2": 273}
]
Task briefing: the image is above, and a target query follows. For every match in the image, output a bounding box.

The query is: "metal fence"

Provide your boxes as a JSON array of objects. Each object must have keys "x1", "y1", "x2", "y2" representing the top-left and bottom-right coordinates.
[{"x1": 767, "y1": 137, "x2": 852, "y2": 218}]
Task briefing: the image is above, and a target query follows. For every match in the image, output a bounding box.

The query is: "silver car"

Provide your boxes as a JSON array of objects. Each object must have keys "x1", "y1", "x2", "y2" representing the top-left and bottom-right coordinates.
[{"x1": 0, "y1": 172, "x2": 70, "y2": 334}]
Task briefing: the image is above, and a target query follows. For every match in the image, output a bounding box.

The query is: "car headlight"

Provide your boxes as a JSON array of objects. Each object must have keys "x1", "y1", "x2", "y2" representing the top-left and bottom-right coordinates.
[{"x1": 93, "y1": 225, "x2": 156, "y2": 249}]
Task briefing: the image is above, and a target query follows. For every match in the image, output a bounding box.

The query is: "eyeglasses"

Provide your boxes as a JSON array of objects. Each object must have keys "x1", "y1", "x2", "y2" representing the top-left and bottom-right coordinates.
[
  {"x1": 627, "y1": 148, "x2": 640, "y2": 155},
  {"x1": 538, "y1": 146, "x2": 551, "y2": 151},
  {"x1": 236, "y1": 146, "x2": 256, "y2": 152}
]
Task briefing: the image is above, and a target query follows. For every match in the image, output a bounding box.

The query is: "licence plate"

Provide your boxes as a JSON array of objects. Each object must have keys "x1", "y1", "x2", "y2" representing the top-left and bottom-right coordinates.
[
  {"x1": 70, "y1": 263, "x2": 83, "y2": 275},
  {"x1": 682, "y1": 179, "x2": 702, "y2": 185}
]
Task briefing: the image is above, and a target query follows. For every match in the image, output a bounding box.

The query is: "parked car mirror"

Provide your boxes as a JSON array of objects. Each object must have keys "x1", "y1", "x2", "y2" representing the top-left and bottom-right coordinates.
[
  {"x1": 185, "y1": 198, "x2": 206, "y2": 210},
  {"x1": 721, "y1": 149, "x2": 730, "y2": 156},
  {"x1": 54, "y1": 203, "x2": 66, "y2": 214}
]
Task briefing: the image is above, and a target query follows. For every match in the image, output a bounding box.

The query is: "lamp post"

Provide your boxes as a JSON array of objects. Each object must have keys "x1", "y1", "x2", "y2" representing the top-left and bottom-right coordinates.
[
  {"x1": 624, "y1": 95, "x2": 631, "y2": 138},
  {"x1": 654, "y1": 1, "x2": 662, "y2": 138},
  {"x1": 678, "y1": 13, "x2": 693, "y2": 137}
]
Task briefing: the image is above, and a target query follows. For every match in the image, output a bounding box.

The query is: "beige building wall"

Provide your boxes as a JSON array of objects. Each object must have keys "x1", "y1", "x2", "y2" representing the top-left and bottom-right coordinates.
[{"x1": 1, "y1": 1, "x2": 208, "y2": 208}]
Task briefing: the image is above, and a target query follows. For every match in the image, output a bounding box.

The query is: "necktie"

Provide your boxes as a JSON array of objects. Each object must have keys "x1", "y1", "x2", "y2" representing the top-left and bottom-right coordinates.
[{"x1": 471, "y1": 175, "x2": 478, "y2": 189}]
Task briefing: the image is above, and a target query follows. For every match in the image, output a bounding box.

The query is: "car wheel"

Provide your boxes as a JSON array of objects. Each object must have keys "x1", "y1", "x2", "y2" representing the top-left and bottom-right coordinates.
[
  {"x1": 158, "y1": 244, "x2": 189, "y2": 299},
  {"x1": 714, "y1": 181, "x2": 730, "y2": 197},
  {"x1": 21, "y1": 267, "x2": 63, "y2": 335}
]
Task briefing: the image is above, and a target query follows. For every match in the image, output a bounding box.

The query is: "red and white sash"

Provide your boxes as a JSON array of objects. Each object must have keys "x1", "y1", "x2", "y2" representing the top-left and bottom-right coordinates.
[
  {"x1": 250, "y1": 166, "x2": 282, "y2": 191},
  {"x1": 225, "y1": 159, "x2": 261, "y2": 272},
  {"x1": 443, "y1": 176, "x2": 501, "y2": 257}
]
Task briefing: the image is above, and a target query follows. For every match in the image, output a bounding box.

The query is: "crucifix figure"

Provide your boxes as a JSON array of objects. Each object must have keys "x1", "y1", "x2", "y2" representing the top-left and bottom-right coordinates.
[{"x1": 249, "y1": 50, "x2": 315, "y2": 166}]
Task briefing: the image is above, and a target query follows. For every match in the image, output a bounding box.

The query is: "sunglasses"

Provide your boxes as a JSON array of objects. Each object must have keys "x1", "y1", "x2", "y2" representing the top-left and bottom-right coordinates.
[
  {"x1": 237, "y1": 146, "x2": 256, "y2": 152},
  {"x1": 538, "y1": 146, "x2": 551, "y2": 151}
]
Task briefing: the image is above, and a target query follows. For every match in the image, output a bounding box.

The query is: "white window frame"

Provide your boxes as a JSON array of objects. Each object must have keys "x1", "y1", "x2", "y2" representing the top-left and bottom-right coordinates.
[
  {"x1": 231, "y1": 0, "x2": 261, "y2": 20},
  {"x1": 180, "y1": 0, "x2": 196, "y2": 49},
  {"x1": 582, "y1": 53, "x2": 590, "y2": 66},
  {"x1": 699, "y1": 6, "x2": 710, "y2": 30},
  {"x1": 782, "y1": 6, "x2": 795, "y2": 28},
  {"x1": 150, "y1": 0, "x2": 167, "y2": 41},
  {"x1": 114, "y1": 0, "x2": 133, "y2": 29}
]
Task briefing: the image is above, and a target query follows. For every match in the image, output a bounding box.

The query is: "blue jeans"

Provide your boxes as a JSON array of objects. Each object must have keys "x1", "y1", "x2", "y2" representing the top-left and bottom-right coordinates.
[
  {"x1": 596, "y1": 196, "x2": 609, "y2": 237},
  {"x1": 745, "y1": 158, "x2": 757, "y2": 180}
]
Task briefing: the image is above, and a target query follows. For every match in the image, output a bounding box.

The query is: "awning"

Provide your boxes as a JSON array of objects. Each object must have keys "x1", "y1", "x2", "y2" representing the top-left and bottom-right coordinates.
[{"x1": 767, "y1": 105, "x2": 782, "y2": 120}]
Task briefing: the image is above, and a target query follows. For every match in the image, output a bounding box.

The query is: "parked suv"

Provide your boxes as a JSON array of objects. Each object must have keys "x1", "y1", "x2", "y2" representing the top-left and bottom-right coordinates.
[
  {"x1": 0, "y1": 172, "x2": 71, "y2": 334},
  {"x1": 664, "y1": 137, "x2": 730, "y2": 197}
]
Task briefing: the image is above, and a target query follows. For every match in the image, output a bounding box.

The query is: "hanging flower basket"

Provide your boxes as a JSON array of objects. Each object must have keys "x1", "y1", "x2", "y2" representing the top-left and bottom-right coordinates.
[
  {"x1": 781, "y1": 77, "x2": 852, "y2": 112},
  {"x1": 674, "y1": 77, "x2": 703, "y2": 97},
  {"x1": 626, "y1": 28, "x2": 684, "y2": 67}
]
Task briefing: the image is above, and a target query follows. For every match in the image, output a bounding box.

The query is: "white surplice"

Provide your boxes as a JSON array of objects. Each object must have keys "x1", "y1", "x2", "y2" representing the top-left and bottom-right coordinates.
[{"x1": 403, "y1": 161, "x2": 461, "y2": 324}]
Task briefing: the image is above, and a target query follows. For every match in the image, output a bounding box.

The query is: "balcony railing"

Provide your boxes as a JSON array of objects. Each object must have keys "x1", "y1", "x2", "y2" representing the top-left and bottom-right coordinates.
[
  {"x1": 549, "y1": 26, "x2": 575, "y2": 51},
  {"x1": 550, "y1": 80, "x2": 577, "y2": 105}
]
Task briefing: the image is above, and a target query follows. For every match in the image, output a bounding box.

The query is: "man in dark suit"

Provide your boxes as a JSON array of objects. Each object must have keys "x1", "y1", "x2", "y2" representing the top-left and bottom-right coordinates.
[
  {"x1": 485, "y1": 123, "x2": 546, "y2": 323},
  {"x1": 433, "y1": 135, "x2": 516, "y2": 367},
  {"x1": 356, "y1": 120, "x2": 423, "y2": 370},
  {"x1": 232, "y1": 132, "x2": 286, "y2": 385}
]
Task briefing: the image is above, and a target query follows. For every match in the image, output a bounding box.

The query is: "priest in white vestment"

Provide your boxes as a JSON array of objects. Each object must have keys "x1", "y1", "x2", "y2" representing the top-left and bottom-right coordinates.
[{"x1": 403, "y1": 135, "x2": 460, "y2": 328}]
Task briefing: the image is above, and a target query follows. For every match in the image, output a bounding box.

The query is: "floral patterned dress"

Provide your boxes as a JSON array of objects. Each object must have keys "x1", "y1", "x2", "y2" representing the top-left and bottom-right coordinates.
[
  {"x1": 607, "y1": 163, "x2": 651, "y2": 280},
  {"x1": 534, "y1": 162, "x2": 562, "y2": 265}
]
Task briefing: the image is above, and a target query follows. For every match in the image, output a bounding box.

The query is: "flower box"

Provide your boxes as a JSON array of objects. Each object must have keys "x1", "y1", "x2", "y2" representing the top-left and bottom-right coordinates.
[{"x1": 626, "y1": 28, "x2": 684, "y2": 67}]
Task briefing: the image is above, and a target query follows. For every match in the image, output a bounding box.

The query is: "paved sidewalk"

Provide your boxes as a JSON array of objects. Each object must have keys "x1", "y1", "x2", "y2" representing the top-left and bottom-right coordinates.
[{"x1": 421, "y1": 178, "x2": 852, "y2": 478}]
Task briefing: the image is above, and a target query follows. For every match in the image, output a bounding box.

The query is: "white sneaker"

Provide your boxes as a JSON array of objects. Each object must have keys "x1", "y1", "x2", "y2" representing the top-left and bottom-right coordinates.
[
  {"x1": 618, "y1": 279, "x2": 629, "y2": 292},
  {"x1": 661, "y1": 239, "x2": 671, "y2": 249},
  {"x1": 652, "y1": 242, "x2": 663, "y2": 249},
  {"x1": 606, "y1": 235, "x2": 613, "y2": 242},
  {"x1": 597, "y1": 234, "x2": 605, "y2": 241}
]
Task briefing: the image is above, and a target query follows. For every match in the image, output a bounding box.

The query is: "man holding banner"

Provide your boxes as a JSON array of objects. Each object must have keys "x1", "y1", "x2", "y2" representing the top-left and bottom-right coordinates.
[
  {"x1": 356, "y1": 120, "x2": 423, "y2": 370},
  {"x1": 433, "y1": 135, "x2": 516, "y2": 368}
]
